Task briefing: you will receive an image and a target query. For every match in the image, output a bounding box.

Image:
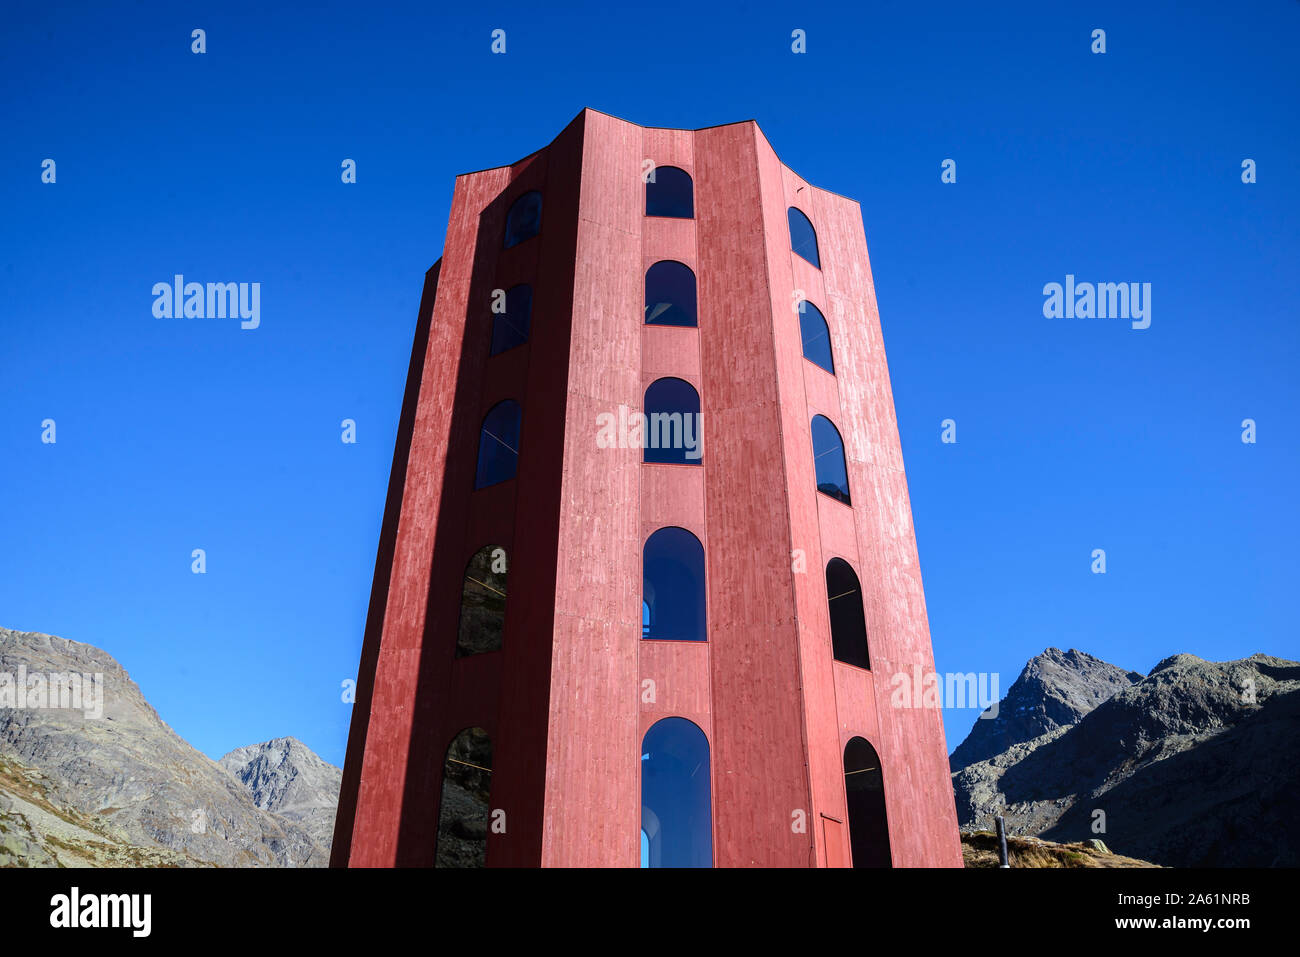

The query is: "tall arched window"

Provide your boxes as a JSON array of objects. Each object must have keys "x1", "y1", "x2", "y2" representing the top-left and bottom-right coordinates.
[
  {"x1": 642, "y1": 527, "x2": 705, "y2": 642},
  {"x1": 645, "y1": 166, "x2": 694, "y2": 218},
  {"x1": 475, "y1": 400, "x2": 521, "y2": 489},
  {"x1": 811, "y1": 414, "x2": 850, "y2": 505},
  {"x1": 641, "y1": 717, "x2": 712, "y2": 867},
  {"x1": 490, "y1": 284, "x2": 532, "y2": 355},
  {"x1": 843, "y1": 736, "x2": 891, "y2": 868},
  {"x1": 435, "y1": 727, "x2": 493, "y2": 867},
  {"x1": 788, "y1": 207, "x2": 820, "y2": 268},
  {"x1": 644, "y1": 260, "x2": 697, "y2": 327},
  {"x1": 798, "y1": 300, "x2": 834, "y2": 374},
  {"x1": 456, "y1": 546, "x2": 507, "y2": 657},
  {"x1": 643, "y1": 377, "x2": 702, "y2": 465},
  {"x1": 826, "y1": 558, "x2": 869, "y2": 669},
  {"x1": 503, "y1": 191, "x2": 542, "y2": 248}
]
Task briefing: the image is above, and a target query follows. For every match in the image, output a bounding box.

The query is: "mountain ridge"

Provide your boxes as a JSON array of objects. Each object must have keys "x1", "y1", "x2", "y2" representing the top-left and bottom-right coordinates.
[
  {"x1": 0, "y1": 626, "x2": 337, "y2": 867},
  {"x1": 950, "y1": 646, "x2": 1300, "y2": 867}
]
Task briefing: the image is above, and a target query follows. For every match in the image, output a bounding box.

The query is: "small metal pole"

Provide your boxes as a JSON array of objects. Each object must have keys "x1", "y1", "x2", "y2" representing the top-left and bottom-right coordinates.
[{"x1": 995, "y1": 815, "x2": 1010, "y2": 868}]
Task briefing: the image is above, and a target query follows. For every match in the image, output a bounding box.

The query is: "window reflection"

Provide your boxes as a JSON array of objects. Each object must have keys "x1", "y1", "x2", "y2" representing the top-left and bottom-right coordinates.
[
  {"x1": 491, "y1": 284, "x2": 532, "y2": 355},
  {"x1": 798, "y1": 300, "x2": 834, "y2": 374},
  {"x1": 504, "y1": 191, "x2": 542, "y2": 248},
  {"x1": 644, "y1": 260, "x2": 697, "y2": 327},
  {"x1": 435, "y1": 727, "x2": 493, "y2": 867},
  {"x1": 643, "y1": 377, "x2": 702, "y2": 465},
  {"x1": 456, "y1": 546, "x2": 507, "y2": 657},
  {"x1": 788, "y1": 206, "x2": 820, "y2": 268},
  {"x1": 826, "y1": 558, "x2": 869, "y2": 669},
  {"x1": 642, "y1": 527, "x2": 705, "y2": 642},
  {"x1": 645, "y1": 166, "x2": 694, "y2": 218},
  {"x1": 641, "y1": 717, "x2": 712, "y2": 867},
  {"x1": 811, "y1": 414, "x2": 850, "y2": 505},
  {"x1": 844, "y1": 736, "x2": 891, "y2": 868},
  {"x1": 475, "y1": 400, "x2": 522, "y2": 489}
]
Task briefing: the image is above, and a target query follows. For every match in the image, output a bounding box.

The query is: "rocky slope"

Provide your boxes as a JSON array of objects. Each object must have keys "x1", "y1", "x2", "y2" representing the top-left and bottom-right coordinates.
[
  {"x1": 951, "y1": 648, "x2": 1300, "y2": 867},
  {"x1": 0, "y1": 753, "x2": 197, "y2": 866},
  {"x1": 0, "y1": 626, "x2": 330, "y2": 867},
  {"x1": 220, "y1": 737, "x2": 341, "y2": 852}
]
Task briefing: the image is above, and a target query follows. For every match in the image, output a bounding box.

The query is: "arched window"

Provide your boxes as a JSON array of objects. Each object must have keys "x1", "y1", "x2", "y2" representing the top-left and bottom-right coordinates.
[
  {"x1": 826, "y1": 558, "x2": 869, "y2": 669},
  {"x1": 811, "y1": 414, "x2": 850, "y2": 505},
  {"x1": 644, "y1": 260, "x2": 697, "y2": 327},
  {"x1": 503, "y1": 191, "x2": 542, "y2": 248},
  {"x1": 645, "y1": 166, "x2": 694, "y2": 218},
  {"x1": 643, "y1": 378, "x2": 702, "y2": 465},
  {"x1": 435, "y1": 727, "x2": 493, "y2": 867},
  {"x1": 475, "y1": 400, "x2": 521, "y2": 489},
  {"x1": 642, "y1": 527, "x2": 705, "y2": 642},
  {"x1": 788, "y1": 207, "x2": 820, "y2": 268},
  {"x1": 798, "y1": 300, "x2": 834, "y2": 374},
  {"x1": 843, "y1": 736, "x2": 891, "y2": 868},
  {"x1": 456, "y1": 546, "x2": 507, "y2": 657},
  {"x1": 641, "y1": 717, "x2": 712, "y2": 867},
  {"x1": 490, "y1": 284, "x2": 532, "y2": 355}
]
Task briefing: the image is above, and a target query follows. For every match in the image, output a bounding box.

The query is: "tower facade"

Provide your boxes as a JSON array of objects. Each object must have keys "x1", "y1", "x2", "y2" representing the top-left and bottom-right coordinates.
[{"x1": 332, "y1": 109, "x2": 962, "y2": 867}]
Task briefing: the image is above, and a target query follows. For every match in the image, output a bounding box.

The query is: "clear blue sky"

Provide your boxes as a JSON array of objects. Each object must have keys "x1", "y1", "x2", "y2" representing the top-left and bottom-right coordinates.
[{"x1": 2, "y1": 1, "x2": 1296, "y2": 767}]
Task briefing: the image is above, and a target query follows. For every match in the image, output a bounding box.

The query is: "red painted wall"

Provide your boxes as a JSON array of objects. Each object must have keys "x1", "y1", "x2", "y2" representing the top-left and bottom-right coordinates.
[{"x1": 332, "y1": 109, "x2": 962, "y2": 868}]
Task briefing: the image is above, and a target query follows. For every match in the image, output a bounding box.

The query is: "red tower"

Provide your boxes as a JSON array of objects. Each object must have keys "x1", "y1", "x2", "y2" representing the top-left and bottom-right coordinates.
[{"x1": 332, "y1": 109, "x2": 962, "y2": 867}]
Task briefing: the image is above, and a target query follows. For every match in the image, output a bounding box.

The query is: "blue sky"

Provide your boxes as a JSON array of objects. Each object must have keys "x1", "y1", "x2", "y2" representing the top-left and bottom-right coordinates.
[{"x1": 2, "y1": 1, "x2": 1296, "y2": 767}]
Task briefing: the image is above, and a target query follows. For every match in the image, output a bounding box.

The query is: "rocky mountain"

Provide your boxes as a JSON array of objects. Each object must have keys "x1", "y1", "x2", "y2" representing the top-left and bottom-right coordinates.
[
  {"x1": 951, "y1": 648, "x2": 1300, "y2": 867},
  {"x1": 0, "y1": 626, "x2": 332, "y2": 867},
  {"x1": 220, "y1": 737, "x2": 340, "y2": 851},
  {"x1": 949, "y1": 647, "x2": 1143, "y2": 769}
]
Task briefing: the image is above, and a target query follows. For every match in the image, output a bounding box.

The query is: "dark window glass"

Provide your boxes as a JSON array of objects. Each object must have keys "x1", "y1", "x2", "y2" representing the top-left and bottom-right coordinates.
[
  {"x1": 645, "y1": 166, "x2": 694, "y2": 218},
  {"x1": 641, "y1": 717, "x2": 712, "y2": 867},
  {"x1": 642, "y1": 526, "x2": 705, "y2": 642},
  {"x1": 826, "y1": 558, "x2": 870, "y2": 669},
  {"x1": 843, "y1": 736, "x2": 891, "y2": 868},
  {"x1": 456, "y1": 546, "x2": 507, "y2": 657},
  {"x1": 788, "y1": 207, "x2": 820, "y2": 268},
  {"x1": 475, "y1": 400, "x2": 521, "y2": 489},
  {"x1": 811, "y1": 414, "x2": 850, "y2": 505},
  {"x1": 435, "y1": 727, "x2": 493, "y2": 867},
  {"x1": 644, "y1": 260, "x2": 697, "y2": 327},
  {"x1": 798, "y1": 300, "x2": 834, "y2": 374},
  {"x1": 503, "y1": 191, "x2": 542, "y2": 248},
  {"x1": 490, "y1": 284, "x2": 532, "y2": 355},
  {"x1": 643, "y1": 377, "x2": 701, "y2": 465}
]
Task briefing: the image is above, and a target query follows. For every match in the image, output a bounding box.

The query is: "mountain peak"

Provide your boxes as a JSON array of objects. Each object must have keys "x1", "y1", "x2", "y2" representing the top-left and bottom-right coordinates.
[
  {"x1": 1148, "y1": 652, "x2": 1206, "y2": 675},
  {"x1": 219, "y1": 737, "x2": 341, "y2": 851},
  {"x1": 950, "y1": 647, "x2": 1142, "y2": 770}
]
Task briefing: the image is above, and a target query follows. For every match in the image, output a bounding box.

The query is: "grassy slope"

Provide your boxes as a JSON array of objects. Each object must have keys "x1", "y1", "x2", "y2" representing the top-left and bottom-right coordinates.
[{"x1": 962, "y1": 830, "x2": 1160, "y2": 868}]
